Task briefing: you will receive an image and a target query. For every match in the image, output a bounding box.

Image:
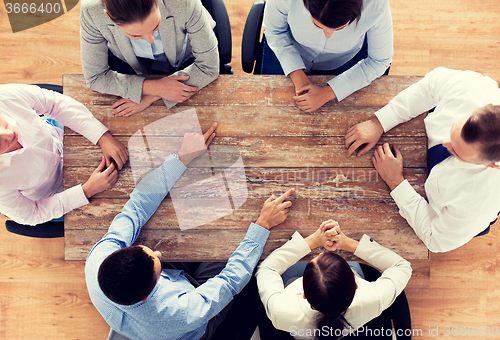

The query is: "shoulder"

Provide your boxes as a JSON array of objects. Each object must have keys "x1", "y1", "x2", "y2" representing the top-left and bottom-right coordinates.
[
  {"x1": 80, "y1": 0, "x2": 107, "y2": 19},
  {"x1": 362, "y1": 0, "x2": 391, "y2": 13}
]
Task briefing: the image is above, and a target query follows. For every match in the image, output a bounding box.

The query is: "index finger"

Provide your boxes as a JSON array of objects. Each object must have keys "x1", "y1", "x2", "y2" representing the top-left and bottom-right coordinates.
[
  {"x1": 275, "y1": 188, "x2": 296, "y2": 204},
  {"x1": 203, "y1": 122, "x2": 218, "y2": 141}
]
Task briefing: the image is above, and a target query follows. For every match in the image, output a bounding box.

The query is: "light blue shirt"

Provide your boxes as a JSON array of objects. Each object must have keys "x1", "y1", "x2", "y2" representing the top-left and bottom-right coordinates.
[
  {"x1": 129, "y1": 30, "x2": 166, "y2": 60},
  {"x1": 263, "y1": 0, "x2": 393, "y2": 101},
  {"x1": 85, "y1": 155, "x2": 270, "y2": 340}
]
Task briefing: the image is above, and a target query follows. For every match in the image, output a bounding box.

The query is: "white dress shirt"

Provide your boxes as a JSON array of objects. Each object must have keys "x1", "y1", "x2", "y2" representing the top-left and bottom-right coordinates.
[
  {"x1": 374, "y1": 67, "x2": 500, "y2": 252},
  {"x1": 0, "y1": 84, "x2": 108, "y2": 225},
  {"x1": 256, "y1": 232, "x2": 412, "y2": 340},
  {"x1": 263, "y1": 0, "x2": 393, "y2": 101}
]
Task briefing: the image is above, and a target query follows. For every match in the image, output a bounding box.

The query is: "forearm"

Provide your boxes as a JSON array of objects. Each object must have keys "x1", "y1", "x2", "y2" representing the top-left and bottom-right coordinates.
[
  {"x1": 289, "y1": 70, "x2": 310, "y2": 90},
  {"x1": 0, "y1": 185, "x2": 88, "y2": 226}
]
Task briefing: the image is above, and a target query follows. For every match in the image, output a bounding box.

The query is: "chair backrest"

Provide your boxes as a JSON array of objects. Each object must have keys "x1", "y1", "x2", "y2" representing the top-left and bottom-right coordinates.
[
  {"x1": 241, "y1": 0, "x2": 266, "y2": 74},
  {"x1": 201, "y1": 0, "x2": 232, "y2": 74}
]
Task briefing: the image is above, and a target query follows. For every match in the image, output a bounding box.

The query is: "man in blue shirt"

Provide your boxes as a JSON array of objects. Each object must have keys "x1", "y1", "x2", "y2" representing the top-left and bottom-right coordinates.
[{"x1": 85, "y1": 122, "x2": 295, "y2": 340}]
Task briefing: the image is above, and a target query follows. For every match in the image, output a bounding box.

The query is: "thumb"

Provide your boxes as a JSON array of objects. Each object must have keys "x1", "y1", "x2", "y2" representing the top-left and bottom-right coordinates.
[
  {"x1": 296, "y1": 85, "x2": 312, "y2": 95},
  {"x1": 394, "y1": 145, "x2": 403, "y2": 159},
  {"x1": 173, "y1": 75, "x2": 190, "y2": 81},
  {"x1": 96, "y1": 157, "x2": 106, "y2": 172}
]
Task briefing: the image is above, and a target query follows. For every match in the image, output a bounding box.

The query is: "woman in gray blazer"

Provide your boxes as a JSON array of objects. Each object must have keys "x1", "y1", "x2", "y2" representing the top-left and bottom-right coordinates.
[{"x1": 80, "y1": 0, "x2": 219, "y2": 116}]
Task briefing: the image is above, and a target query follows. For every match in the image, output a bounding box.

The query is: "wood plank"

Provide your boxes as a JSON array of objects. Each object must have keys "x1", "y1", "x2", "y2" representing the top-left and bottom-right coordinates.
[
  {"x1": 64, "y1": 105, "x2": 427, "y2": 138},
  {"x1": 63, "y1": 135, "x2": 427, "y2": 168},
  {"x1": 64, "y1": 167, "x2": 427, "y2": 200},
  {"x1": 64, "y1": 197, "x2": 410, "y2": 231},
  {"x1": 63, "y1": 74, "x2": 423, "y2": 107},
  {"x1": 65, "y1": 228, "x2": 428, "y2": 261}
]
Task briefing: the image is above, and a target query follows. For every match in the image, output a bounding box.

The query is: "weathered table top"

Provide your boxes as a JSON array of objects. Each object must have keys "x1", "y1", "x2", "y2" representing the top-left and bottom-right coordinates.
[{"x1": 63, "y1": 74, "x2": 429, "y2": 261}]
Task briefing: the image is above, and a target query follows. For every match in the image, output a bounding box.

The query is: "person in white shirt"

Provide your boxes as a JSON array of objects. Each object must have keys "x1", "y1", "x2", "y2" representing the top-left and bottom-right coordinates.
[
  {"x1": 344, "y1": 67, "x2": 500, "y2": 252},
  {"x1": 262, "y1": 0, "x2": 393, "y2": 112},
  {"x1": 0, "y1": 84, "x2": 128, "y2": 226},
  {"x1": 256, "y1": 220, "x2": 412, "y2": 340}
]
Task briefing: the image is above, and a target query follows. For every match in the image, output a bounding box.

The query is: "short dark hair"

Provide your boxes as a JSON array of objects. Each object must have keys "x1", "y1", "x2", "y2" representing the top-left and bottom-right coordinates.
[
  {"x1": 303, "y1": 0, "x2": 363, "y2": 29},
  {"x1": 462, "y1": 105, "x2": 500, "y2": 163},
  {"x1": 102, "y1": 0, "x2": 157, "y2": 25},
  {"x1": 98, "y1": 246, "x2": 157, "y2": 305},
  {"x1": 303, "y1": 252, "x2": 356, "y2": 340}
]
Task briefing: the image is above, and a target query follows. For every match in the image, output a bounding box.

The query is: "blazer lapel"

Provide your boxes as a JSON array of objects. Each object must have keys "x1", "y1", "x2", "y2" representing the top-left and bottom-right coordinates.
[
  {"x1": 158, "y1": 2, "x2": 178, "y2": 68},
  {"x1": 108, "y1": 24, "x2": 145, "y2": 74}
]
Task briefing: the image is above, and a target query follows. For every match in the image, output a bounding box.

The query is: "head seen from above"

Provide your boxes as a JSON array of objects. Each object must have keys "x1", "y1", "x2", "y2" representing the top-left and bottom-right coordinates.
[
  {"x1": 0, "y1": 113, "x2": 20, "y2": 155},
  {"x1": 103, "y1": 0, "x2": 160, "y2": 44},
  {"x1": 303, "y1": 0, "x2": 363, "y2": 38},
  {"x1": 303, "y1": 252, "x2": 356, "y2": 339},
  {"x1": 442, "y1": 104, "x2": 500, "y2": 168},
  {"x1": 98, "y1": 245, "x2": 162, "y2": 305}
]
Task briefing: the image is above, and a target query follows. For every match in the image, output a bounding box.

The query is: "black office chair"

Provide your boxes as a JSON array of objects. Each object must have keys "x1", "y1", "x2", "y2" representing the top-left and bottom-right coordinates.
[
  {"x1": 202, "y1": 0, "x2": 233, "y2": 74},
  {"x1": 4, "y1": 83, "x2": 65, "y2": 239},
  {"x1": 241, "y1": 0, "x2": 266, "y2": 74}
]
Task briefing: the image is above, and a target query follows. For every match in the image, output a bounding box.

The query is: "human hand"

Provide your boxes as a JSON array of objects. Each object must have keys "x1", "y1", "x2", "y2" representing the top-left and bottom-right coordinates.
[
  {"x1": 320, "y1": 222, "x2": 358, "y2": 253},
  {"x1": 155, "y1": 75, "x2": 198, "y2": 103},
  {"x1": 111, "y1": 95, "x2": 160, "y2": 117},
  {"x1": 178, "y1": 122, "x2": 218, "y2": 166},
  {"x1": 372, "y1": 143, "x2": 405, "y2": 190},
  {"x1": 293, "y1": 84, "x2": 336, "y2": 112},
  {"x1": 345, "y1": 117, "x2": 384, "y2": 157},
  {"x1": 82, "y1": 156, "x2": 118, "y2": 198},
  {"x1": 98, "y1": 132, "x2": 129, "y2": 170},
  {"x1": 305, "y1": 220, "x2": 341, "y2": 250},
  {"x1": 255, "y1": 188, "x2": 295, "y2": 230}
]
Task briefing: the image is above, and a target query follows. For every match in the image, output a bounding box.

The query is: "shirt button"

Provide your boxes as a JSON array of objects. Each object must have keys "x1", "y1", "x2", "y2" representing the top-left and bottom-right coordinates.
[{"x1": 370, "y1": 238, "x2": 374, "y2": 242}]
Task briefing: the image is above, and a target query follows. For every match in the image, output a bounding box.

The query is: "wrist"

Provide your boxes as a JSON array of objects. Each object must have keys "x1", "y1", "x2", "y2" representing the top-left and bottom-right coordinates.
[
  {"x1": 305, "y1": 234, "x2": 321, "y2": 250},
  {"x1": 343, "y1": 238, "x2": 359, "y2": 253},
  {"x1": 255, "y1": 217, "x2": 271, "y2": 230},
  {"x1": 388, "y1": 177, "x2": 405, "y2": 191},
  {"x1": 97, "y1": 131, "x2": 111, "y2": 146},
  {"x1": 82, "y1": 183, "x2": 93, "y2": 199},
  {"x1": 323, "y1": 85, "x2": 336, "y2": 102},
  {"x1": 142, "y1": 79, "x2": 159, "y2": 97}
]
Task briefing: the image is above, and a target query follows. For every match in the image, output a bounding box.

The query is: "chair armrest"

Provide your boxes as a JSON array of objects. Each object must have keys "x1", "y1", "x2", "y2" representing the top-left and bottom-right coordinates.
[{"x1": 241, "y1": 0, "x2": 265, "y2": 74}]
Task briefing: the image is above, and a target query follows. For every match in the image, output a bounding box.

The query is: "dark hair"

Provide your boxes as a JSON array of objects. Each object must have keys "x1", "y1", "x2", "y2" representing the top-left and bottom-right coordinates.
[
  {"x1": 98, "y1": 246, "x2": 157, "y2": 305},
  {"x1": 302, "y1": 0, "x2": 363, "y2": 29},
  {"x1": 102, "y1": 0, "x2": 157, "y2": 25},
  {"x1": 462, "y1": 105, "x2": 500, "y2": 163},
  {"x1": 303, "y1": 252, "x2": 356, "y2": 340}
]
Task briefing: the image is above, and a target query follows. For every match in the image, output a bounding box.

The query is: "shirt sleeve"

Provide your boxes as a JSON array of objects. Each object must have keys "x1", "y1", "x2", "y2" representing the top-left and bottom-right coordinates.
[
  {"x1": 255, "y1": 231, "x2": 311, "y2": 325},
  {"x1": 169, "y1": 223, "x2": 271, "y2": 331},
  {"x1": 9, "y1": 84, "x2": 108, "y2": 144},
  {"x1": 167, "y1": 0, "x2": 219, "y2": 109},
  {"x1": 0, "y1": 184, "x2": 89, "y2": 226},
  {"x1": 353, "y1": 234, "x2": 412, "y2": 312},
  {"x1": 87, "y1": 155, "x2": 186, "y2": 261},
  {"x1": 327, "y1": 1, "x2": 393, "y2": 101},
  {"x1": 263, "y1": 0, "x2": 306, "y2": 76},
  {"x1": 374, "y1": 67, "x2": 458, "y2": 132},
  {"x1": 80, "y1": 2, "x2": 145, "y2": 104},
  {"x1": 390, "y1": 179, "x2": 478, "y2": 253}
]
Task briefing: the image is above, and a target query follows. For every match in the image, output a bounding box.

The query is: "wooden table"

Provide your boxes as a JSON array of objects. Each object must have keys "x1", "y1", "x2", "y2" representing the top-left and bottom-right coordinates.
[{"x1": 63, "y1": 74, "x2": 429, "y2": 261}]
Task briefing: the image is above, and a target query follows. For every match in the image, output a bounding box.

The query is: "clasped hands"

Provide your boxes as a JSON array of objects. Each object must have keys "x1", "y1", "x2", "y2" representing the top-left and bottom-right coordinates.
[{"x1": 305, "y1": 220, "x2": 353, "y2": 252}]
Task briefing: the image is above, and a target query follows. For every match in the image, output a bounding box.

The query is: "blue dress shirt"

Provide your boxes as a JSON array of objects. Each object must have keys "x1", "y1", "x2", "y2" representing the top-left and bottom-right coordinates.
[
  {"x1": 263, "y1": 0, "x2": 393, "y2": 101},
  {"x1": 85, "y1": 155, "x2": 270, "y2": 340}
]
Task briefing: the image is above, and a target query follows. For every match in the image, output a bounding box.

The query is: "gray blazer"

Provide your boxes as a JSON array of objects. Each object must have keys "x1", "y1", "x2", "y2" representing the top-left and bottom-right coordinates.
[{"x1": 80, "y1": 0, "x2": 219, "y2": 108}]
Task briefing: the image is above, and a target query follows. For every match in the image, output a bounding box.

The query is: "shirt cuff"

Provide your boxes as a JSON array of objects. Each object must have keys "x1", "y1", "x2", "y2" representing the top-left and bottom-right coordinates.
[
  {"x1": 353, "y1": 234, "x2": 375, "y2": 258},
  {"x1": 161, "y1": 155, "x2": 187, "y2": 178},
  {"x1": 61, "y1": 184, "x2": 90, "y2": 213},
  {"x1": 280, "y1": 52, "x2": 307, "y2": 77},
  {"x1": 247, "y1": 222, "x2": 271, "y2": 246},
  {"x1": 390, "y1": 179, "x2": 419, "y2": 207},
  {"x1": 327, "y1": 76, "x2": 351, "y2": 102},
  {"x1": 91, "y1": 126, "x2": 109, "y2": 145},
  {"x1": 374, "y1": 105, "x2": 400, "y2": 132},
  {"x1": 289, "y1": 231, "x2": 313, "y2": 257}
]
